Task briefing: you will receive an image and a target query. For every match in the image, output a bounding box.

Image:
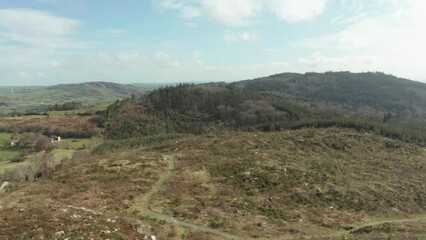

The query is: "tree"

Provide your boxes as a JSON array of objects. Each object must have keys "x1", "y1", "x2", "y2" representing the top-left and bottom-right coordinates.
[
  {"x1": 383, "y1": 112, "x2": 393, "y2": 123},
  {"x1": 35, "y1": 136, "x2": 53, "y2": 152}
]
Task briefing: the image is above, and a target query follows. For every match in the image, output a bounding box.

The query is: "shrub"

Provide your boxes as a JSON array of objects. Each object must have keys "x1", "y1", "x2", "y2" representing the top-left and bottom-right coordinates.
[
  {"x1": 72, "y1": 150, "x2": 92, "y2": 161},
  {"x1": 39, "y1": 152, "x2": 55, "y2": 177},
  {"x1": 3, "y1": 153, "x2": 57, "y2": 182},
  {"x1": 3, "y1": 168, "x2": 27, "y2": 182},
  {"x1": 9, "y1": 156, "x2": 24, "y2": 163}
]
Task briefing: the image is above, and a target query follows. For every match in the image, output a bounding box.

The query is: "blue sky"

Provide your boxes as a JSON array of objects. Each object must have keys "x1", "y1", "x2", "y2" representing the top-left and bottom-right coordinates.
[{"x1": 0, "y1": 0, "x2": 425, "y2": 85}]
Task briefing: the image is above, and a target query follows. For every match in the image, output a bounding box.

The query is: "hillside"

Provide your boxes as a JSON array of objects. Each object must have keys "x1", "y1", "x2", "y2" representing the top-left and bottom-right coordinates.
[
  {"x1": 45, "y1": 82, "x2": 141, "y2": 98},
  {"x1": 234, "y1": 72, "x2": 426, "y2": 116},
  {"x1": 2, "y1": 74, "x2": 426, "y2": 239},
  {"x1": 102, "y1": 84, "x2": 312, "y2": 139},
  {"x1": 0, "y1": 82, "x2": 144, "y2": 115},
  {"x1": 102, "y1": 83, "x2": 426, "y2": 145},
  {"x1": 1, "y1": 128, "x2": 426, "y2": 239}
]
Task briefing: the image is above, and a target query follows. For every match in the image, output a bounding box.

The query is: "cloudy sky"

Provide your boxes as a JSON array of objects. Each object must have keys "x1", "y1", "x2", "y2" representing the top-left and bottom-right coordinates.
[{"x1": 0, "y1": 0, "x2": 425, "y2": 85}]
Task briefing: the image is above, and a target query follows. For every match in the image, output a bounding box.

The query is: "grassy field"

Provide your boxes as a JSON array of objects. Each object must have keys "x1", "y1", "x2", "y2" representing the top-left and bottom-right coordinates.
[
  {"x1": 0, "y1": 136, "x2": 96, "y2": 174},
  {"x1": 0, "y1": 133, "x2": 26, "y2": 174},
  {"x1": 0, "y1": 133, "x2": 20, "y2": 161},
  {"x1": 57, "y1": 137, "x2": 100, "y2": 150},
  {"x1": 0, "y1": 82, "x2": 143, "y2": 115}
]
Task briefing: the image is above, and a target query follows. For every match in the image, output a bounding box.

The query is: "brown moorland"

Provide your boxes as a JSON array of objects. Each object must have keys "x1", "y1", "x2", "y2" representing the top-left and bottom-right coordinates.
[{"x1": 1, "y1": 128, "x2": 426, "y2": 239}]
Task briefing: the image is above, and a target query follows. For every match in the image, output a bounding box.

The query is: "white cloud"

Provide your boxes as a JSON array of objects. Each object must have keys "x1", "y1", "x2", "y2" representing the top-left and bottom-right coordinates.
[
  {"x1": 0, "y1": 9, "x2": 79, "y2": 37},
  {"x1": 201, "y1": 0, "x2": 262, "y2": 26},
  {"x1": 17, "y1": 72, "x2": 31, "y2": 80},
  {"x1": 34, "y1": 0, "x2": 86, "y2": 10},
  {"x1": 0, "y1": 8, "x2": 89, "y2": 85},
  {"x1": 298, "y1": 0, "x2": 426, "y2": 80},
  {"x1": 0, "y1": 8, "x2": 82, "y2": 48},
  {"x1": 154, "y1": 0, "x2": 328, "y2": 26},
  {"x1": 268, "y1": 0, "x2": 328, "y2": 23},
  {"x1": 263, "y1": 48, "x2": 278, "y2": 52},
  {"x1": 223, "y1": 31, "x2": 261, "y2": 43},
  {"x1": 69, "y1": 51, "x2": 181, "y2": 71},
  {"x1": 296, "y1": 52, "x2": 383, "y2": 72},
  {"x1": 179, "y1": 5, "x2": 203, "y2": 20},
  {"x1": 99, "y1": 28, "x2": 130, "y2": 36},
  {"x1": 192, "y1": 50, "x2": 203, "y2": 59},
  {"x1": 192, "y1": 50, "x2": 205, "y2": 66},
  {"x1": 153, "y1": 52, "x2": 181, "y2": 68},
  {"x1": 49, "y1": 61, "x2": 60, "y2": 68}
]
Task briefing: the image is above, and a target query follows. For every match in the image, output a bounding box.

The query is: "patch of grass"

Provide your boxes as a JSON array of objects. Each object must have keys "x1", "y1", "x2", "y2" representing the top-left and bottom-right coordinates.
[
  {"x1": 52, "y1": 149, "x2": 74, "y2": 163},
  {"x1": 93, "y1": 134, "x2": 183, "y2": 154},
  {"x1": 0, "y1": 133, "x2": 76, "y2": 174},
  {"x1": 58, "y1": 138, "x2": 99, "y2": 150},
  {"x1": 0, "y1": 132, "x2": 12, "y2": 142},
  {"x1": 0, "y1": 148, "x2": 21, "y2": 161},
  {"x1": 0, "y1": 133, "x2": 23, "y2": 171}
]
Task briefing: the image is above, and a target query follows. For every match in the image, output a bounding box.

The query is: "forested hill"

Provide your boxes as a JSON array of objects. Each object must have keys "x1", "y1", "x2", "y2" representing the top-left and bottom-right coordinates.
[
  {"x1": 102, "y1": 83, "x2": 426, "y2": 145},
  {"x1": 234, "y1": 72, "x2": 426, "y2": 115}
]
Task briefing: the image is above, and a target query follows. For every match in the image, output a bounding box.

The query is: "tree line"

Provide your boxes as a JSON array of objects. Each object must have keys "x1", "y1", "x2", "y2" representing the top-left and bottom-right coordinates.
[{"x1": 101, "y1": 83, "x2": 426, "y2": 146}]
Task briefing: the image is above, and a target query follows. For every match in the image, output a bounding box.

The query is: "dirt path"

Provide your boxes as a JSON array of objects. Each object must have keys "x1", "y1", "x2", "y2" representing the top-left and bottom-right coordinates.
[
  {"x1": 130, "y1": 154, "x2": 244, "y2": 240},
  {"x1": 298, "y1": 214, "x2": 426, "y2": 239},
  {"x1": 131, "y1": 154, "x2": 426, "y2": 240}
]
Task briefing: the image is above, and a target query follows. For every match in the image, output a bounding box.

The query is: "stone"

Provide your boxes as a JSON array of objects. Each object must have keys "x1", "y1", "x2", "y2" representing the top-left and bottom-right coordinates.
[
  {"x1": 0, "y1": 181, "x2": 9, "y2": 193},
  {"x1": 137, "y1": 227, "x2": 144, "y2": 235},
  {"x1": 55, "y1": 231, "x2": 65, "y2": 236}
]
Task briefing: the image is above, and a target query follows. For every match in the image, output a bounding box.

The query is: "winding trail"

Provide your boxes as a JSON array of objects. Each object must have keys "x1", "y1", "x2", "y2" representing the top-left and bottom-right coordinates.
[
  {"x1": 300, "y1": 214, "x2": 426, "y2": 239},
  {"x1": 130, "y1": 154, "x2": 244, "y2": 240},
  {"x1": 131, "y1": 154, "x2": 426, "y2": 240},
  {"x1": 251, "y1": 214, "x2": 426, "y2": 240}
]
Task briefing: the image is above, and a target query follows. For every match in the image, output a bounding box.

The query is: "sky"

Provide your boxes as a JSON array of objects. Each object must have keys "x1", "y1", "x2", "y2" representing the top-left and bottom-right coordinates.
[{"x1": 0, "y1": 0, "x2": 425, "y2": 86}]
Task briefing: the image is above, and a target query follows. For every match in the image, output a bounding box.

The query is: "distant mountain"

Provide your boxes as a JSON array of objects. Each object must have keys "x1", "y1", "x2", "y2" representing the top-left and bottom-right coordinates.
[
  {"x1": 234, "y1": 72, "x2": 426, "y2": 116},
  {"x1": 46, "y1": 82, "x2": 142, "y2": 98},
  {"x1": 0, "y1": 82, "x2": 144, "y2": 115}
]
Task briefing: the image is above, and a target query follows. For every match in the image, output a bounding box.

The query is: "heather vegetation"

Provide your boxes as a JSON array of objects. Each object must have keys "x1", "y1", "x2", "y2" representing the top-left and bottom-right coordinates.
[
  {"x1": 2, "y1": 72, "x2": 426, "y2": 239},
  {"x1": 150, "y1": 129, "x2": 426, "y2": 238},
  {"x1": 0, "y1": 115, "x2": 101, "y2": 138},
  {"x1": 48, "y1": 101, "x2": 84, "y2": 111}
]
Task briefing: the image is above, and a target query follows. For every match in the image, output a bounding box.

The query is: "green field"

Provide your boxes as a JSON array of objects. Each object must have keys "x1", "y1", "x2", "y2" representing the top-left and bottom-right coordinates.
[
  {"x1": 0, "y1": 133, "x2": 20, "y2": 161},
  {"x1": 58, "y1": 137, "x2": 100, "y2": 150},
  {"x1": 0, "y1": 134, "x2": 98, "y2": 174},
  {"x1": 0, "y1": 82, "x2": 143, "y2": 115},
  {"x1": 0, "y1": 133, "x2": 24, "y2": 174}
]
